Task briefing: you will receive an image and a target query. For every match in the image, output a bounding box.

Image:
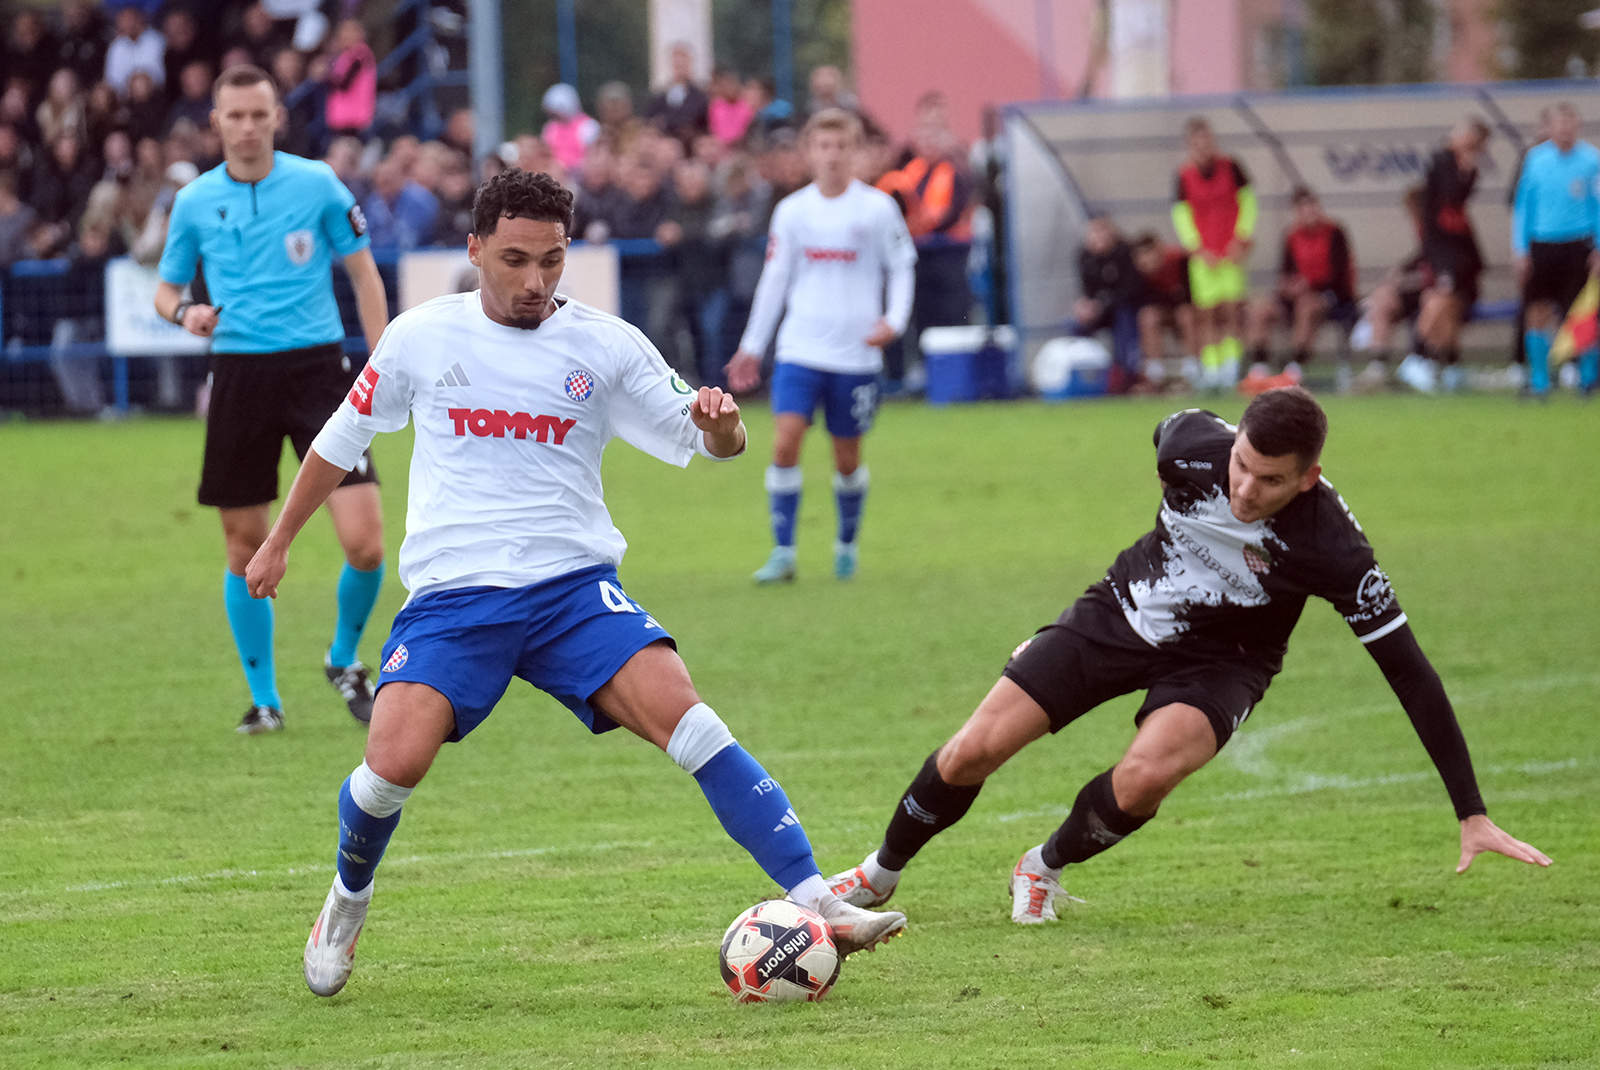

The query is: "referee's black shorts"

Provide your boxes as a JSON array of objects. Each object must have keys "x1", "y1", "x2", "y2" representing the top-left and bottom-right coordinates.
[
  {"x1": 1523, "y1": 238, "x2": 1593, "y2": 313},
  {"x1": 199, "y1": 342, "x2": 379, "y2": 509},
  {"x1": 1001, "y1": 609, "x2": 1277, "y2": 751}
]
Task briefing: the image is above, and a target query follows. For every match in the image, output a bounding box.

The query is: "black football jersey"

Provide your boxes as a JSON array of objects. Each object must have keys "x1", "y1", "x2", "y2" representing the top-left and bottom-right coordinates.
[{"x1": 1085, "y1": 410, "x2": 1406, "y2": 665}]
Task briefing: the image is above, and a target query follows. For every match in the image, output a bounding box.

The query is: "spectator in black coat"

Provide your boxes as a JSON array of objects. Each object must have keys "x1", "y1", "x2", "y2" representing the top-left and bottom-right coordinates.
[
  {"x1": 658, "y1": 159, "x2": 731, "y2": 387},
  {"x1": 124, "y1": 71, "x2": 167, "y2": 145},
  {"x1": 1068, "y1": 214, "x2": 1144, "y2": 392},
  {"x1": 6, "y1": 10, "x2": 59, "y2": 102},
  {"x1": 30, "y1": 131, "x2": 100, "y2": 255},
  {"x1": 647, "y1": 43, "x2": 709, "y2": 151},
  {"x1": 56, "y1": 2, "x2": 108, "y2": 89},
  {"x1": 161, "y1": 9, "x2": 212, "y2": 106},
  {"x1": 165, "y1": 61, "x2": 213, "y2": 137}
]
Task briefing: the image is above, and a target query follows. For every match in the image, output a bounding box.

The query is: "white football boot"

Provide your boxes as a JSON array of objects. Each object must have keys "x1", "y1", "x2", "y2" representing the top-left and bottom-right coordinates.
[
  {"x1": 826, "y1": 850, "x2": 898, "y2": 907},
  {"x1": 817, "y1": 896, "x2": 906, "y2": 956},
  {"x1": 304, "y1": 881, "x2": 370, "y2": 996},
  {"x1": 1008, "y1": 849, "x2": 1066, "y2": 924}
]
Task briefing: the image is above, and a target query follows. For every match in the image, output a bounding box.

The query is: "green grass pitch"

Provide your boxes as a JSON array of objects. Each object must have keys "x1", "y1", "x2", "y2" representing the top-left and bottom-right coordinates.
[{"x1": 2, "y1": 395, "x2": 1597, "y2": 1069}]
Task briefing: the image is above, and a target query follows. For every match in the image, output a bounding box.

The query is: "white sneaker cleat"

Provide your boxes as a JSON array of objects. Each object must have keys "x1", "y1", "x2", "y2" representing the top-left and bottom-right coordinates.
[
  {"x1": 304, "y1": 881, "x2": 370, "y2": 996},
  {"x1": 826, "y1": 851, "x2": 898, "y2": 908},
  {"x1": 817, "y1": 897, "x2": 906, "y2": 956},
  {"x1": 1008, "y1": 851, "x2": 1066, "y2": 924}
]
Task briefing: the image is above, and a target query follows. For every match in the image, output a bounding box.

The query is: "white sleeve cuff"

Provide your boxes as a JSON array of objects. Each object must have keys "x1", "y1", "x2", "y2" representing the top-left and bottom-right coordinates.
[
  {"x1": 693, "y1": 423, "x2": 745, "y2": 462},
  {"x1": 310, "y1": 411, "x2": 378, "y2": 472}
]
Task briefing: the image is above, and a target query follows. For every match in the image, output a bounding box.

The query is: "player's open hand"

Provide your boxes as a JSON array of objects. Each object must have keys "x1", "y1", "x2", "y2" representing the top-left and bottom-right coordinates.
[
  {"x1": 1456, "y1": 814, "x2": 1551, "y2": 873},
  {"x1": 245, "y1": 540, "x2": 289, "y2": 600},
  {"x1": 182, "y1": 304, "x2": 220, "y2": 338},
  {"x1": 725, "y1": 350, "x2": 762, "y2": 393},
  {"x1": 863, "y1": 318, "x2": 898, "y2": 348}
]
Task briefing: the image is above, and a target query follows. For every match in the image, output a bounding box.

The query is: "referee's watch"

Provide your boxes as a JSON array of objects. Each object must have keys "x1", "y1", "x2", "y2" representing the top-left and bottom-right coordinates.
[{"x1": 171, "y1": 299, "x2": 194, "y2": 326}]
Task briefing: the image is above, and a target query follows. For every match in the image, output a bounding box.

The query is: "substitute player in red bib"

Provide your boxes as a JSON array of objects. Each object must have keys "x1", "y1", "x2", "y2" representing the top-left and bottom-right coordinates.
[
  {"x1": 1172, "y1": 116, "x2": 1257, "y2": 391},
  {"x1": 828, "y1": 388, "x2": 1548, "y2": 923},
  {"x1": 245, "y1": 170, "x2": 907, "y2": 997}
]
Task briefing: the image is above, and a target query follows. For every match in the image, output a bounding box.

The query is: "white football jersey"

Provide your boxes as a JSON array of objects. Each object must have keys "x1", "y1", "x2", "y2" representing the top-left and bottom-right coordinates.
[
  {"x1": 738, "y1": 180, "x2": 917, "y2": 374},
  {"x1": 313, "y1": 291, "x2": 720, "y2": 598}
]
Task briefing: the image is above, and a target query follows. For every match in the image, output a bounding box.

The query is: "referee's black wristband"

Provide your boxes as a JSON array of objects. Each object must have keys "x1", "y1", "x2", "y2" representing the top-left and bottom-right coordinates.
[{"x1": 171, "y1": 300, "x2": 194, "y2": 326}]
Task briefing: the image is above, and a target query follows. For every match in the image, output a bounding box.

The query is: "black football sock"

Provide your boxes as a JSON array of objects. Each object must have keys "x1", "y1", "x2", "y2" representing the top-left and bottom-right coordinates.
[
  {"x1": 1039, "y1": 768, "x2": 1151, "y2": 870},
  {"x1": 877, "y1": 749, "x2": 983, "y2": 871}
]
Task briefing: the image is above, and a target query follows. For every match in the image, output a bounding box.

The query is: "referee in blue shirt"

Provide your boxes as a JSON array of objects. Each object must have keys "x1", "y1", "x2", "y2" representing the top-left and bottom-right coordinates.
[
  {"x1": 156, "y1": 65, "x2": 391, "y2": 735},
  {"x1": 1512, "y1": 101, "x2": 1600, "y2": 398}
]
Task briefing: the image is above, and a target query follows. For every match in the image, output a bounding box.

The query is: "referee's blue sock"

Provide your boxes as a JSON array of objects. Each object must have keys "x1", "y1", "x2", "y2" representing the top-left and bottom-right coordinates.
[
  {"x1": 766, "y1": 465, "x2": 802, "y2": 548},
  {"x1": 668, "y1": 704, "x2": 821, "y2": 891},
  {"x1": 833, "y1": 465, "x2": 869, "y2": 546},
  {"x1": 1579, "y1": 346, "x2": 1599, "y2": 391},
  {"x1": 329, "y1": 561, "x2": 385, "y2": 669},
  {"x1": 224, "y1": 570, "x2": 280, "y2": 709},
  {"x1": 1525, "y1": 329, "x2": 1552, "y2": 394},
  {"x1": 336, "y1": 762, "x2": 411, "y2": 894}
]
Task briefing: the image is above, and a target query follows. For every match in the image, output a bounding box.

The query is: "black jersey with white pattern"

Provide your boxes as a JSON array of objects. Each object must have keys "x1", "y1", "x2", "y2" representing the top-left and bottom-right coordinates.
[{"x1": 1092, "y1": 409, "x2": 1406, "y2": 664}]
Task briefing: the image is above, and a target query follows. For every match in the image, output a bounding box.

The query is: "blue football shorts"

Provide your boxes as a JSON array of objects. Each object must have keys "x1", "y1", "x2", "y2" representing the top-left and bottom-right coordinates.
[
  {"x1": 375, "y1": 564, "x2": 673, "y2": 741},
  {"x1": 770, "y1": 362, "x2": 879, "y2": 438}
]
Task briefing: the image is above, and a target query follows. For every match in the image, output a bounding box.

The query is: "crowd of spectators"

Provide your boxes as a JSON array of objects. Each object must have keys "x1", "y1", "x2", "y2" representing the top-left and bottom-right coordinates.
[{"x1": 2, "y1": 4, "x2": 998, "y2": 404}]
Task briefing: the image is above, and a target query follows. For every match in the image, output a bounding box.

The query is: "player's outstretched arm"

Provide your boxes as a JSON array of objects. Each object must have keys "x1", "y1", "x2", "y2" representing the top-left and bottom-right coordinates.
[
  {"x1": 1457, "y1": 814, "x2": 1551, "y2": 873},
  {"x1": 343, "y1": 249, "x2": 389, "y2": 354},
  {"x1": 689, "y1": 387, "x2": 746, "y2": 458},
  {"x1": 245, "y1": 449, "x2": 355, "y2": 599}
]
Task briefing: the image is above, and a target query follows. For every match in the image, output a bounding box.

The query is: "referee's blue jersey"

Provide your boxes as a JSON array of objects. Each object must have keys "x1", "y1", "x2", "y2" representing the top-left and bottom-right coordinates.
[
  {"x1": 158, "y1": 152, "x2": 371, "y2": 354},
  {"x1": 1511, "y1": 139, "x2": 1600, "y2": 256}
]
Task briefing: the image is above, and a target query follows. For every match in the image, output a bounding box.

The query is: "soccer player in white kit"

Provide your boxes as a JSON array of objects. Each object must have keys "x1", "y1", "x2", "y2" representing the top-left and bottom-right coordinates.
[
  {"x1": 726, "y1": 108, "x2": 916, "y2": 583},
  {"x1": 244, "y1": 170, "x2": 907, "y2": 997}
]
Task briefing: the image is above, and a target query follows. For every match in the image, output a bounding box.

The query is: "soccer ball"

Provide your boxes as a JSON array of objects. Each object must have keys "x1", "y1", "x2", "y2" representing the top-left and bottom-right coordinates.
[{"x1": 719, "y1": 899, "x2": 840, "y2": 1003}]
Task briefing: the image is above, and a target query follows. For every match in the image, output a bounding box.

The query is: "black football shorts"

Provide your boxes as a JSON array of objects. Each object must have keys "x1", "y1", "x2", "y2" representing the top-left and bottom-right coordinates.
[
  {"x1": 1524, "y1": 239, "x2": 1592, "y2": 313},
  {"x1": 198, "y1": 342, "x2": 379, "y2": 509},
  {"x1": 1001, "y1": 616, "x2": 1277, "y2": 751}
]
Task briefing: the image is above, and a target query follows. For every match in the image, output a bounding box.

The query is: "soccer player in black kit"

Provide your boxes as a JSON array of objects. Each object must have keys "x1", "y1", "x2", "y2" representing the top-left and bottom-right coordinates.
[{"x1": 828, "y1": 387, "x2": 1550, "y2": 923}]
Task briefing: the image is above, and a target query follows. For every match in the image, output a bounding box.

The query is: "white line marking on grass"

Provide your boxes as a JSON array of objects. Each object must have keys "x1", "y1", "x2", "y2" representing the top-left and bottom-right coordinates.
[
  {"x1": 1212, "y1": 758, "x2": 1583, "y2": 804},
  {"x1": 5, "y1": 840, "x2": 655, "y2": 903}
]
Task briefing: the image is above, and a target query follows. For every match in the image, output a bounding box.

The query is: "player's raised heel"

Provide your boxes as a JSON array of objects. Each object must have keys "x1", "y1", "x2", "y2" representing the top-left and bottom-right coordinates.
[
  {"x1": 834, "y1": 541, "x2": 858, "y2": 581},
  {"x1": 324, "y1": 652, "x2": 375, "y2": 725},
  {"x1": 1009, "y1": 850, "x2": 1067, "y2": 924},
  {"x1": 752, "y1": 547, "x2": 797, "y2": 585},
  {"x1": 237, "y1": 704, "x2": 284, "y2": 734},
  {"x1": 817, "y1": 897, "x2": 906, "y2": 956},
  {"x1": 304, "y1": 882, "x2": 370, "y2": 996},
  {"x1": 826, "y1": 852, "x2": 897, "y2": 907}
]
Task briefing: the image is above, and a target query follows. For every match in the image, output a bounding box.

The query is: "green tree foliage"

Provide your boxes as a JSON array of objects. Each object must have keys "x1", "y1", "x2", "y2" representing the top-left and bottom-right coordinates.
[
  {"x1": 1494, "y1": 0, "x2": 1600, "y2": 79},
  {"x1": 1305, "y1": 0, "x2": 1435, "y2": 85}
]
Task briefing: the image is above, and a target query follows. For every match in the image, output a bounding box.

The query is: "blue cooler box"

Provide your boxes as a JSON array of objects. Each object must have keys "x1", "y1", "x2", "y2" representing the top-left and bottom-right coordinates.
[
  {"x1": 1031, "y1": 337, "x2": 1111, "y2": 400},
  {"x1": 922, "y1": 326, "x2": 1018, "y2": 404}
]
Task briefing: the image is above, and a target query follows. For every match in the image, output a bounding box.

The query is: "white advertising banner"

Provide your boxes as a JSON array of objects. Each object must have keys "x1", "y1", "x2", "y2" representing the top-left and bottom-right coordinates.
[{"x1": 103, "y1": 257, "x2": 212, "y2": 357}]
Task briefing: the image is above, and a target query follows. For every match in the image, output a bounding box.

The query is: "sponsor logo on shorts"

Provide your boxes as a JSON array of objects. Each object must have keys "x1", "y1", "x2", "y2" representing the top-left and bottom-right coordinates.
[
  {"x1": 348, "y1": 362, "x2": 379, "y2": 415},
  {"x1": 285, "y1": 229, "x2": 315, "y2": 265},
  {"x1": 383, "y1": 644, "x2": 408, "y2": 672},
  {"x1": 448, "y1": 408, "x2": 576, "y2": 444},
  {"x1": 564, "y1": 370, "x2": 594, "y2": 402}
]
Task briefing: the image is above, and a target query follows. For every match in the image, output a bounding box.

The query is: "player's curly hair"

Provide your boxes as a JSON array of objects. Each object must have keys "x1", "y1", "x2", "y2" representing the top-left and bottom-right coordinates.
[
  {"x1": 471, "y1": 168, "x2": 574, "y2": 239},
  {"x1": 1239, "y1": 386, "x2": 1327, "y2": 470}
]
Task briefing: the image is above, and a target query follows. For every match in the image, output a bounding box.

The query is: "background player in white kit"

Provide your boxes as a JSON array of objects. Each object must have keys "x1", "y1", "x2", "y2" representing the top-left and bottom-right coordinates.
[
  {"x1": 726, "y1": 109, "x2": 916, "y2": 583},
  {"x1": 244, "y1": 170, "x2": 906, "y2": 997}
]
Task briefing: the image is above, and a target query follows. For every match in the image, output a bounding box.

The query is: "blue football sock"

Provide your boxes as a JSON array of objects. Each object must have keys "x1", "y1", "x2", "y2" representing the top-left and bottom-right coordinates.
[
  {"x1": 833, "y1": 465, "x2": 869, "y2": 546},
  {"x1": 223, "y1": 570, "x2": 279, "y2": 709},
  {"x1": 693, "y1": 743, "x2": 821, "y2": 891},
  {"x1": 1526, "y1": 329, "x2": 1552, "y2": 393},
  {"x1": 336, "y1": 764, "x2": 410, "y2": 894},
  {"x1": 765, "y1": 465, "x2": 802, "y2": 548},
  {"x1": 1580, "y1": 347, "x2": 1599, "y2": 390},
  {"x1": 329, "y1": 561, "x2": 385, "y2": 668}
]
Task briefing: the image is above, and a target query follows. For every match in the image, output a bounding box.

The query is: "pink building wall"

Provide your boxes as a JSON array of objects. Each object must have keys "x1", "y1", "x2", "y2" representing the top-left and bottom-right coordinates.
[{"x1": 853, "y1": 0, "x2": 1253, "y2": 145}]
